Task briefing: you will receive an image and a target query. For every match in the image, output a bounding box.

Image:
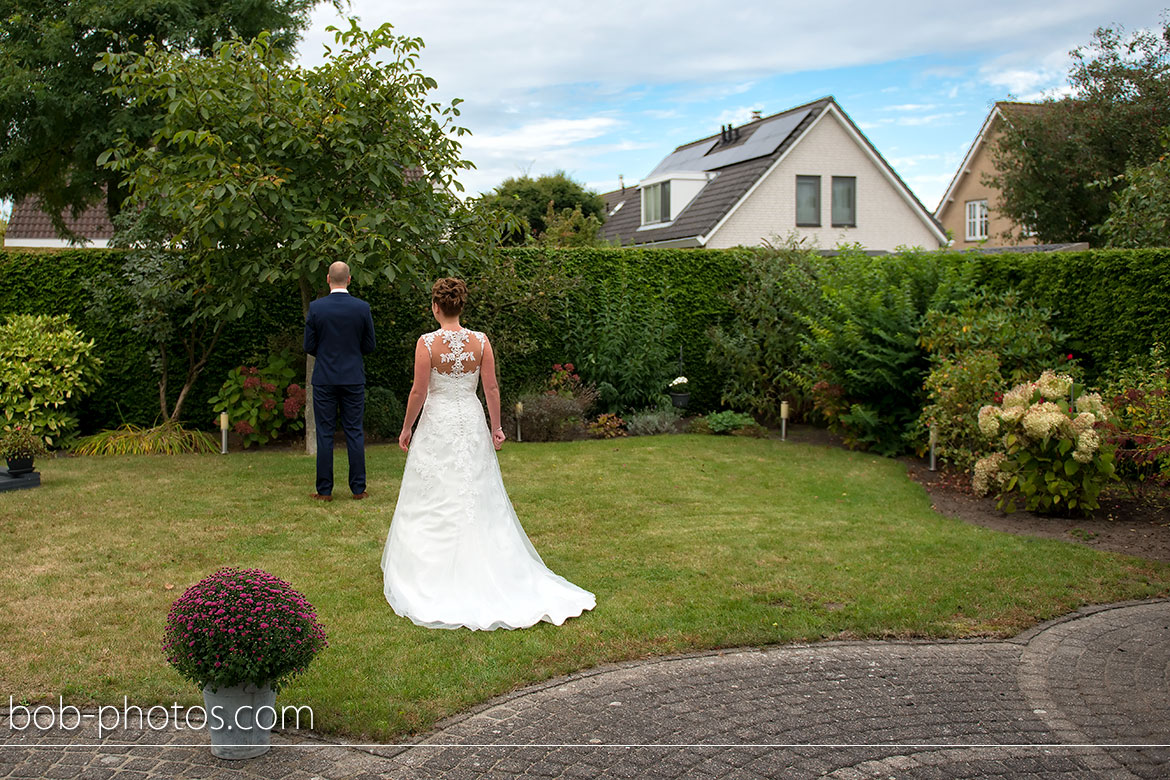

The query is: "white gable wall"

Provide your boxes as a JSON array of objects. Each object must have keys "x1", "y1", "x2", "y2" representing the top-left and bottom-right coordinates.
[{"x1": 705, "y1": 110, "x2": 941, "y2": 250}]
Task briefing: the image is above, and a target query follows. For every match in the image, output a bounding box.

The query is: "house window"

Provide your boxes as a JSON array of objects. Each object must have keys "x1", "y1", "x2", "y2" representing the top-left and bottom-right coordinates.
[
  {"x1": 831, "y1": 176, "x2": 856, "y2": 227},
  {"x1": 642, "y1": 182, "x2": 670, "y2": 224},
  {"x1": 796, "y1": 176, "x2": 820, "y2": 226},
  {"x1": 965, "y1": 199, "x2": 989, "y2": 241}
]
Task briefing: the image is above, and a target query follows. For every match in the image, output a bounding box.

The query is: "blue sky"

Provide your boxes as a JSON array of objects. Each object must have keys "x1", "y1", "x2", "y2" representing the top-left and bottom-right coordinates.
[{"x1": 297, "y1": 0, "x2": 1164, "y2": 211}]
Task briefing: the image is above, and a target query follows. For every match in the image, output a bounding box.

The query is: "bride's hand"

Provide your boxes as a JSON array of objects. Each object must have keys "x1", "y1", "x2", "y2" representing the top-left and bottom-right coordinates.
[
  {"x1": 492, "y1": 428, "x2": 506, "y2": 450},
  {"x1": 398, "y1": 429, "x2": 412, "y2": 453}
]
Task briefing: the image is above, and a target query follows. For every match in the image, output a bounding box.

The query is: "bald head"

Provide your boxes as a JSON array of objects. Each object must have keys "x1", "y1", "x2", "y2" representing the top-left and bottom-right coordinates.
[{"x1": 327, "y1": 262, "x2": 351, "y2": 289}]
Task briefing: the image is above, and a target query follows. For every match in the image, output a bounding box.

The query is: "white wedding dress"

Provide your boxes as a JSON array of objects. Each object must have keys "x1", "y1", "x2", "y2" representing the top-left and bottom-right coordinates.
[{"x1": 381, "y1": 328, "x2": 596, "y2": 630}]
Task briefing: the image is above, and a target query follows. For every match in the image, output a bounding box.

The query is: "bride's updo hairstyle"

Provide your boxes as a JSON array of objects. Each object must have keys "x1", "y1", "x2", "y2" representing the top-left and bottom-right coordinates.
[{"x1": 432, "y1": 277, "x2": 468, "y2": 317}]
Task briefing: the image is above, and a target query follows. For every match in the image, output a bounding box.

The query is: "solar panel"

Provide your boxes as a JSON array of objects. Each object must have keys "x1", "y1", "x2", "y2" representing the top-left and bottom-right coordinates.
[
  {"x1": 646, "y1": 138, "x2": 718, "y2": 178},
  {"x1": 645, "y1": 109, "x2": 812, "y2": 178}
]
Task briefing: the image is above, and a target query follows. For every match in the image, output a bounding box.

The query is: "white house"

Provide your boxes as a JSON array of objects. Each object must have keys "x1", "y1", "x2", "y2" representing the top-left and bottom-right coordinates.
[{"x1": 600, "y1": 97, "x2": 946, "y2": 251}]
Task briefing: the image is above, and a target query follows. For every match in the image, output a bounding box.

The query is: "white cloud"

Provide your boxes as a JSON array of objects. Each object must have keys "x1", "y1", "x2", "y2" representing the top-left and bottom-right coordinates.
[
  {"x1": 714, "y1": 106, "x2": 760, "y2": 127},
  {"x1": 293, "y1": 1, "x2": 1163, "y2": 198},
  {"x1": 888, "y1": 154, "x2": 943, "y2": 169},
  {"x1": 895, "y1": 112, "x2": 966, "y2": 126},
  {"x1": 300, "y1": 1, "x2": 1155, "y2": 101},
  {"x1": 461, "y1": 117, "x2": 621, "y2": 155}
]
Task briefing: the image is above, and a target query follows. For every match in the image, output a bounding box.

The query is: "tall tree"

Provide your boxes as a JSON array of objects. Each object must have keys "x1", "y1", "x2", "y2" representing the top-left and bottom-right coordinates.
[
  {"x1": 1096, "y1": 128, "x2": 1170, "y2": 248},
  {"x1": 0, "y1": 0, "x2": 326, "y2": 241},
  {"x1": 481, "y1": 171, "x2": 605, "y2": 245},
  {"x1": 100, "y1": 22, "x2": 508, "y2": 451},
  {"x1": 989, "y1": 17, "x2": 1170, "y2": 244}
]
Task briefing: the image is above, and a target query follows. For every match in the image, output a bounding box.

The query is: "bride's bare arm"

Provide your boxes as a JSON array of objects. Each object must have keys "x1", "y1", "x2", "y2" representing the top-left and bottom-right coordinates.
[
  {"x1": 480, "y1": 337, "x2": 505, "y2": 447},
  {"x1": 399, "y1": 337, "x2": 431, "y2": 452}
]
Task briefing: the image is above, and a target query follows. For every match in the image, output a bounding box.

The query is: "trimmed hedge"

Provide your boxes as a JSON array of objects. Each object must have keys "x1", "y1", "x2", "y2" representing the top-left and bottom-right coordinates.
[
  {"x1": 967, "y1": 249, "x2": 1170, "y2": 378},
  {"x1": 0, "y1": 246, "x2": 1165, "y2": 434}
]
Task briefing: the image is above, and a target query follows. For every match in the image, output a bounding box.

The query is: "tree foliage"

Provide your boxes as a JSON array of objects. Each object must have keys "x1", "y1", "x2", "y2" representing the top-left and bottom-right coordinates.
[
  {"x1": 706, "y1": 238, "x2": 823, "y2": 424},
  {"x1": 0, "y1": 0, "x2": 325, "y2": 241},
  {"x1": 533, "y1": 202, "x2": 606, "y2": 247},
  {"x1": 99, "y1": 21, "x2": 508, "y2": 451},
  {"x1": 481, "y1": 171, "x2": 605, "y2": 245},
  {"x1": 1097, "y1": 128, "x2": 1170, "y2": 247},
  {"x1": 989, "y1": 18, "x2": 1170, "y2": 244}
]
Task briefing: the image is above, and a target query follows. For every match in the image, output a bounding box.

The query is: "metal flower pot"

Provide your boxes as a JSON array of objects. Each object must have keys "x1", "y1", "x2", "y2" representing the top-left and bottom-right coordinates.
[{"x1": 202, "y1": 682, "x2": 276, "y2": 759}]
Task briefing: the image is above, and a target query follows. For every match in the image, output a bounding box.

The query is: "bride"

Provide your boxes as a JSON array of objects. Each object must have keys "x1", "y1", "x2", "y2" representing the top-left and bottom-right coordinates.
[{"x1": 381, "y1": 278, "x2": 596, "y2": 630}]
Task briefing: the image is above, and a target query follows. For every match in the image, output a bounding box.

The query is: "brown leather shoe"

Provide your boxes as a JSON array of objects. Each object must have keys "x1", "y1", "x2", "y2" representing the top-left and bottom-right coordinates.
[
  {"x1": 352, "y1": 491, "x2": 369, "y2": 500},
  {"x1": 310, "y1": 493, "x2": 333, "y2": 502}
]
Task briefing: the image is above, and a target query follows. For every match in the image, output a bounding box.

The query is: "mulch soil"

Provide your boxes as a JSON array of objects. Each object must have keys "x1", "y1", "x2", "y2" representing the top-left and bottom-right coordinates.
[{"x1": 783, "y1": 423, "x2": 1170, "y2": 564}]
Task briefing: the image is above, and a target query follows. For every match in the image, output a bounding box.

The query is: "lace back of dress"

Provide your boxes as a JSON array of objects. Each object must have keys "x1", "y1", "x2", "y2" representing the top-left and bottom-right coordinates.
[{"x1": 423, "y1": 329, "x2": 484, "y2": 377}]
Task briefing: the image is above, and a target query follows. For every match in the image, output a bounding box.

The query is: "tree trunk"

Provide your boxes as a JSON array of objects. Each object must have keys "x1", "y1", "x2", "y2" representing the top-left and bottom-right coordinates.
[
  {"x1": 301, "y1": 276, "x2": 316, "y2": 456},
  {"x1": 168, "y1": 321, "x2": 224, "y2": 423},
  {"x1": 158, "y1": 346, "x2": 171, "y2": 421}
]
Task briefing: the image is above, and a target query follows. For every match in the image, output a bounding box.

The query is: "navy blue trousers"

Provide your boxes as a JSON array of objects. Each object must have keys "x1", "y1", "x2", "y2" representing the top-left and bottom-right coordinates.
[{"x1": 312, "y1": 383, "x2": 366, "y2": 496}]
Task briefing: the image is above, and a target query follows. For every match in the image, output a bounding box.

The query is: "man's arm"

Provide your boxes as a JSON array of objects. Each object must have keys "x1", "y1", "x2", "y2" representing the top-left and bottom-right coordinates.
[
  {"x1": 303, "y1": 308, "x2": 318, "y2": 356},
  {"x1": 360, "y1": 304, "x2": 376, "y2": 355}
]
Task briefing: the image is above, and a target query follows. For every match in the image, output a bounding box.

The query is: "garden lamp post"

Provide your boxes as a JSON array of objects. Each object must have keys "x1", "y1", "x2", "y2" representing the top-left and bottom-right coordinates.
[
  {"x1": 220, "y1": 412, "x2": 229, "y2": 455},
  {"x1": 780, "y1": 401, "x2": 790, "y2": 441},
  {"x1": 929, "y1": 422, "x2": 938, "y2": 472}
]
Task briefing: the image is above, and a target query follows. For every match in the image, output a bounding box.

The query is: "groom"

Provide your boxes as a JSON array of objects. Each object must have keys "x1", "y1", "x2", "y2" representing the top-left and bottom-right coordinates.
[{"x1": 303, "y1": 261, "x2": 377, "y2": 501}]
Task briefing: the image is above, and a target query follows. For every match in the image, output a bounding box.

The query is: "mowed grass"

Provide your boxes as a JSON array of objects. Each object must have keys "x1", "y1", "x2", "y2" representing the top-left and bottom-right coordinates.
[{"x1": 2, "y1": 435, "x2": 1167, "y2": 740}]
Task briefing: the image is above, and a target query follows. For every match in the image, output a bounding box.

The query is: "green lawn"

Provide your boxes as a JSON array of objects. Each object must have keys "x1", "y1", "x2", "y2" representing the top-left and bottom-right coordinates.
[{"x1": 2, "y1": 434, "x2": 1166, "y2": 740}]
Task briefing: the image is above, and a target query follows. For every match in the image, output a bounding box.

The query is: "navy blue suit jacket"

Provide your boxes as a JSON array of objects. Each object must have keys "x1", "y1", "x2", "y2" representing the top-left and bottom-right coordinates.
[{"x1": 303, "y1": 291, "x2": 377, "y2": 386}]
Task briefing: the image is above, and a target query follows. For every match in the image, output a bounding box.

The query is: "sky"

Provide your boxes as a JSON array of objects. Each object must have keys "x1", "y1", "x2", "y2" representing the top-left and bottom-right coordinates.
[{"x1": 294, "y1": 0, "x2": 1164, "y2": 210}]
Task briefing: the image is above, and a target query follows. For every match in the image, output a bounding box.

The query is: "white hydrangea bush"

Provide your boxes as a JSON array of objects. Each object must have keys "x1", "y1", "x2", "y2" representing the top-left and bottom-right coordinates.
[{"x1": 973, "y1": 370, "x2": 1116, "y2": 514}]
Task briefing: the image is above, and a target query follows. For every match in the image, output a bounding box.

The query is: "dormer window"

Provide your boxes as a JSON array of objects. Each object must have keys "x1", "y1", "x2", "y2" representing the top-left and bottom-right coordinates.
[{"x1": 643, "y1": 181, "x2": 671, "y2": 224}]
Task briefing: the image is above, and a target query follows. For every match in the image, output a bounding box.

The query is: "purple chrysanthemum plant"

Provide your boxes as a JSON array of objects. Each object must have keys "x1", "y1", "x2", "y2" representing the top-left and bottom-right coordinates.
[{"x1": 163, "y1": 567, "x2": 328, "y2": 693}]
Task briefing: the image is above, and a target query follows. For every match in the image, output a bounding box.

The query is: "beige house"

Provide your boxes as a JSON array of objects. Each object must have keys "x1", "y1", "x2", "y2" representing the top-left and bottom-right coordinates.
[
  {"x1": 601, "y1": 97, "x2": 946, "y2": 251},
  {"x1": 935, "y1": 102, "x2": 1046, "y2": 249}
]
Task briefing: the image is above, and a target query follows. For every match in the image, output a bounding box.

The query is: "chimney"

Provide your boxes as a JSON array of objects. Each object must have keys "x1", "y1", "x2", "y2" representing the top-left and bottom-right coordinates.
[
  {"x1": 619, "y1": 174, "x2": 625, "y2": 193},
  {"x1": 751, "y1": 109, "x2": 762, "y2": 121}
]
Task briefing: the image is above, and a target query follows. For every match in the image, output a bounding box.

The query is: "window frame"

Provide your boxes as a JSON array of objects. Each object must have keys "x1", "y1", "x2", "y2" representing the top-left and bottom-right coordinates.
[
  {"x1": 795, "y1": 175, "x2": 821, "y2": 227},
  {"x1": 965, "y1": 199, "x2": 989, "y2": 241},
  {"x1": 830, "y1": 176, "x2": 857, "y2": 228},
  {"x1": 642, "y1": 181, "x2": 671, "y2": 225}
]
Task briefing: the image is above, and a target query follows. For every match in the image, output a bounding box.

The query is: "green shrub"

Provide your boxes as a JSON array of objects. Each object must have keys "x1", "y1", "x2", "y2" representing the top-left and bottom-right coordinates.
[
  {"x1": 917, "y1": 290, "x2": 1068, "y2": 470},
  {"x1": 919, "y1": 350, "x2": 1006, "y2": 471},
  {"x1": 0, "y1": 422, "x2": 49, "y2": 459},
  {"x1": 502, "y1": 363, "x2": 599, "y2": 443},
  {"x1": 463, "y1": 252, "x2": 582, "y2": 394},
  {"x1": 0, "y1": 313, "x2": 102, "y2": 446},
  {"x1": 625, "y1": 406, "x2": 683, "y2": 436},
  {"x1": 208, "y1": 350, "x2": 304, "y2": 448},
  {"x1": 704, "y1": 410, "x2": 759, "y2": 435},
  {"x1": 974, "y1": 371, "x2": 1116, "y2": 515},
  {"x1": 506, "y1": 392, "x2": 587, "y2": 442},
  {"x1": 1101, "y1": 343, "x2": 1170, "y2": 491},
  {"x1": 804, "y1": 249, "x2": 976, "y2": 455},
  {"x1": 587, "y1": 412, "x2": 627, "y2": 439},
  {"x1": 572, "y1": 275, "x2": 677, "y2": 413},
  {"x1": 364, "y1": 386, "x2": 405, "y2": 440},
  {"x1": 708, "y1": 240, "x2": 823, "y2": 423},
  {"x1": 918, "y1": 289, "x2": 1068, "y2": 384}
]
